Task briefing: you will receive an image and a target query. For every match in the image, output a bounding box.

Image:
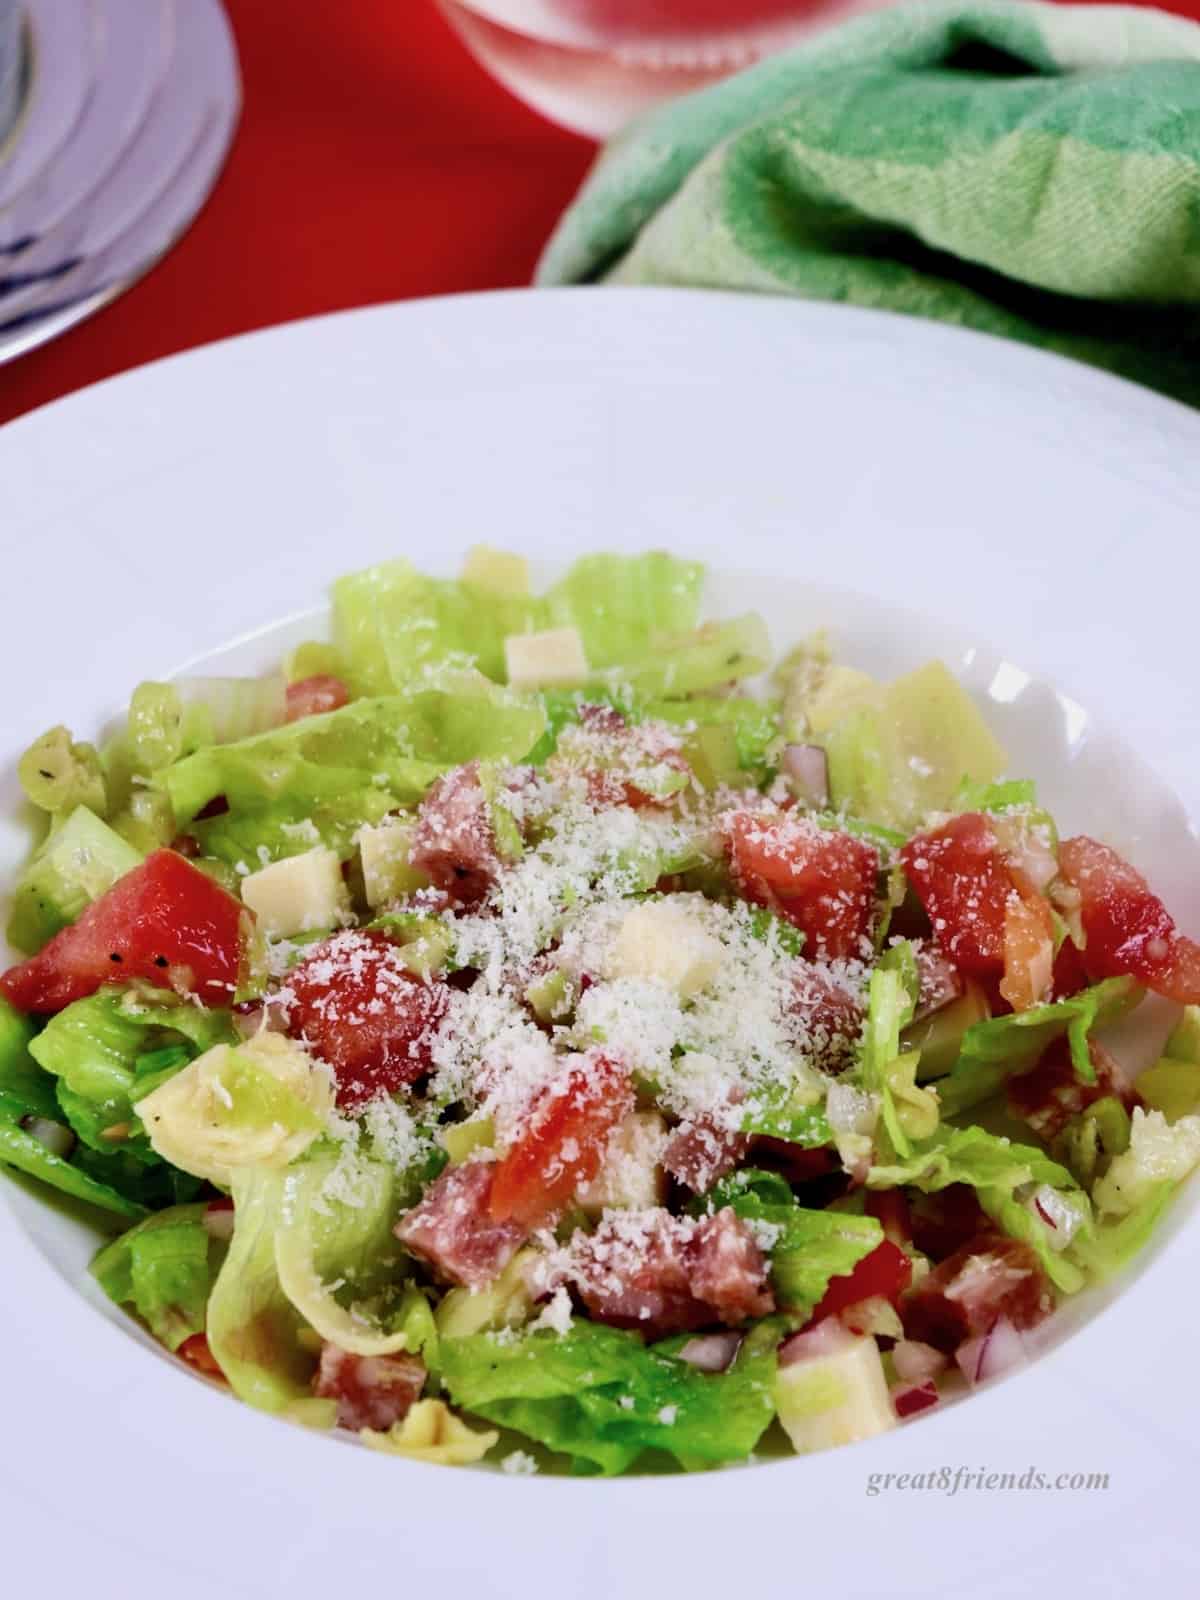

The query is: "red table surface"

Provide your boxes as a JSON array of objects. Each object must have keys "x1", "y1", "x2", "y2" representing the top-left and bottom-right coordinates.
[{"x1": 0, "y1": 0, "x2": 1196, "y2": 429}]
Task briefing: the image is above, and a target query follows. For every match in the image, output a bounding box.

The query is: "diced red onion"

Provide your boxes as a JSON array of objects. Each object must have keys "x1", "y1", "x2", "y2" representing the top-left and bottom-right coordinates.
[
  {"x1": 892, "y1": 1339, "x2": 948, "y2": 1384},
  {"x1": 203, "y1": 1202, "x2": 236, "y2": 1241},
  {"x1": 782, "y1": 744, "x2": 830, "y2": 809},
  {"x1": 955, "y1": 1316, "x2": 1026, "y2": 1385},
  {"x1": 678, "y1": 1332, "x2": 743, "y2": 1373},
  {"x1": 21, "y1": 1117, "x2": 75, "y2": 1160},
  {"x1": 891, "y1": 1379, "x2": 940, "y2": 1419},
  {"x1": 1027, "y1": 1184, "x2": 1083, "y2": 1250},
  {"x1": 779, "y1": 1316, "x2": 857, "y2": 1368}
]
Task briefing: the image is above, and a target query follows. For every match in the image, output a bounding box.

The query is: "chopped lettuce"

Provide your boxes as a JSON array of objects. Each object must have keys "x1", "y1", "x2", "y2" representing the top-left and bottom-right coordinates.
[
  {"x1": 858, "y1": 942, "x2": 925, "y2": 1159},
  {"x1": 191, "y1": 786, "x2": 398, "y2": 870},
  {"x1": 206, "y1": 1164, "x2": 332, "y2": 1423},
  {"x1": 18, "y1": 724, "x2": 108, "y2": 816},
  {"x1": 602, "y1": 614, "x2": 771, "y2": 699},
  {"x1": 703, "y1": 1168, "x2": 883, "y2": 1318},
  {"x1": 0, "y1": 996, "x2": 55, "y2": 1120},
  {"x1": 1091, "y1": 1108, "x2": 1200, "y2": 1219},
  {"x1": 868, "y1": 1124, "x2": 1089, "y2": 1291},
  {"x1": 647, "y1": 696, "x2": 780, "y2": 788},
  {"x1": 544, "y1": 552, "x2": 705, "y2": 672},
  {"x1": 935, "y1": 977, "x2": 1141, "y2": 1119},
  {"x1": 954, "y1": 777, "x2": 1038, "y2": 813},
  {"x1": 808, "y1": 660, "x2": 1007, "y2": 829},
  {"x1": 29, "y1": 986, "x2": 234, "y2": 1161},
  {"x1": 273, "y1": 1145, "x2": 435, "y2": 1358},
  {"x1": 163, "y1": 673, "x2": 546, "y2": 825},
  {"x1": 440, "y1": 1317, "x2": 782, "y2": 1476},
  {"x1": 6, "y1": 805, "x2": 142, "y2": 955},
  {"x1": 333, "y1": 557, "x2": 547, "y2": 693},
  {"x1": 91, "y1": 1202, "x2": 224, "y2": 1349},
  {"x1": 1069, "y1": 1181, "x2": 1178, "y2": 1276},
  {"x1": 0, "y1": 1118, "x2": 148, "y2": 1219}
]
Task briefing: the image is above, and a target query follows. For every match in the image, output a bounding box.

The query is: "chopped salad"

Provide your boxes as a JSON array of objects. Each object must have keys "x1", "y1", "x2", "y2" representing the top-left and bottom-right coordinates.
[{"x1": 3, "y1": 547, "x2": 1200, "y2": 1475}]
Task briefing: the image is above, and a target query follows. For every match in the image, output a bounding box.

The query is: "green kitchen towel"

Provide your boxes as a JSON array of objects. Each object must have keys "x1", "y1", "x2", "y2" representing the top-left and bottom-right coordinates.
[{"x1": 537, "y1": 1, "x2": 1200, "y2": 405}]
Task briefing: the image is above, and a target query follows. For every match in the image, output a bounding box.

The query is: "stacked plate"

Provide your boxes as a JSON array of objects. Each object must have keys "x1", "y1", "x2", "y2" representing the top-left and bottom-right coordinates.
[{"x1": 0, "y1": 0, "x2": 240, "y2": 364}]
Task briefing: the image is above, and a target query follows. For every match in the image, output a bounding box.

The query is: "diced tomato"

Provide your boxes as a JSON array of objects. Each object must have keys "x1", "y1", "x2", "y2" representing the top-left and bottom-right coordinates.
[
  {"x1": 725, "y1": 811, "x2": 878, "y2": 959},
  {"x1": 0, "y1": 849, "x2": 248, "y2": 1014},
  {"x1": 999, "y1": 890, "x2": 1055, "y2": 1013},
  {"x1": 1058, "y1": 835, "x2": 1200, "y2": 1003},
  {"x1": 285, "y1": 674, "x2": 350, "y2": 722},
  {"x1": 283, "y1": 929, "x2": 449, "y2": 1107},
  {"x1": 489, "y1": 1052, "x2": 634, "y2": 1229},
  {"x1": 900, "y1": 812, "x2": 1017, "y2": 978},
  {"x1": 178, "y1": 1332, "x2": 225, "y2": 1379},
  {"x1": 806, "y1": 1239, "x2": 912, "y2": 1326}
]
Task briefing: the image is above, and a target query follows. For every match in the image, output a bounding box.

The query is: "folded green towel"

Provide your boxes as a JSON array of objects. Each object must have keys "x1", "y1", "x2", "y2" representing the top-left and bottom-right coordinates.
[{"x1": 538, "y1": 1, "x2": 1200, "y2": 405}]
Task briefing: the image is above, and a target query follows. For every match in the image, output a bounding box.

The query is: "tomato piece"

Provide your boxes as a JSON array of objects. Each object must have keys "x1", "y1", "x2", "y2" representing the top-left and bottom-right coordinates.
[
  {"x1": 283, "y1": 929, "x2": 449, "y2": 1108},
  {"x1": 489, "y1": 1053, "x2": 634, "y2": 1229},
  {"x1": 1058, "y1": 835, "x2": 1200, "y2": 1002},
  {"x1": 806, "y1": 1239, "x2": 912, "y2": 1325},
  {"x1": 550, "y1": 706, "x2": 692, "y2": 811},
  {"x1": 0, "y1": 849, "x2": 248, "y2": 1014},
  {"x1": 178, "y1": 1332, "x2": 225, "y2": 1379},
  {"x1": 285, "y1": 674, "x2": 350, "y2": 722},
  {"x1": 998, "y1": 890, "x2": 1055, "y2": 1012},
  {"x1": 900, "y1": 812, "x2": 1017, "y2": 978},
  {"x1": 725, "y1": 811, "x2": 879, "y2": 959}
]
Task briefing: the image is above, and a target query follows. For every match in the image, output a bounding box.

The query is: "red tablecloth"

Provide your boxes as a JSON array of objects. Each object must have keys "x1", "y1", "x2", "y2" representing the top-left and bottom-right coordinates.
[
  {"x1": 0, "y1": 2, "x2": 595, "y2": 427},
  {"x1": 1, "y1": 0, "x2": 1196, "y2": 429}
]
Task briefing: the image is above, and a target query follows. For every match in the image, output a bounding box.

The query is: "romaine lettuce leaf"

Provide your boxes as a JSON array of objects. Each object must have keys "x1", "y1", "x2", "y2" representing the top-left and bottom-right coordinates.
[
  {"x1": 702, "y1": 1169, "x2": 883, "y2": 1318},
  {"x1": 29, "y1": 986, "x2": 234, "y2": 1161},
  {"x1": 544, "y1": 552, "x2": 705, "y2": 672},
  {"x1": 206, "y1": 1163, "x2": 333, "y2": 1424},
  {"x1": 333, "y1": 558, "x2": 548, "y2": 692},
  {"x1": 440, "y1": 1317, "x2": 782, "y2": 1476},
  {"x1": 91, "y1": 1202, "x2": 223, "y2": 1350},
  {"x1": 868, "y1": 1125, "x2": 1089, "y2": 1292},
  {"x1": 0, "y1": 1115, "x2": 148, "y2": 1219},
  {"x1": 858, "y1": 942, "x2": 924, "y2": 1160},
  {"x1": 192, "y1": 786, "x2": 399, "y2": 870},
  {"x1": 274, "y1": 1144, "x2": 435, "y2": 1358},
  {"x1": 935, "y1": 977, "x2": 1142, "y2": 1118},
  {"x1": 0, "y1": 996, "x2": 55, "y2": 1120},
  {"x1": 814, "y1": 660, "x2": 1007, "y2": 829},
  {"x1": 163, "y1": 673, "x2": 546, "y2": 824},
  {"x1": 1069, "y1": 1180, "x2": 1177, "y2": 1276}
]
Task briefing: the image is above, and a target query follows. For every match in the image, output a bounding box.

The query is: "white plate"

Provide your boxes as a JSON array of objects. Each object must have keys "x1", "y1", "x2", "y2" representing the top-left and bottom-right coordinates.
[{"x1": 2, "y1": 290, "x2": 1200, "y2": 1599}]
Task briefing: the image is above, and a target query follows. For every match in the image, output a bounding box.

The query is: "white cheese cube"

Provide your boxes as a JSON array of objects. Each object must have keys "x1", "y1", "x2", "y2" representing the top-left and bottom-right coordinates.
[
  {"x1": 241, "y1": 847, "x2": 349, "y2": 938},
  {"x1": 462, "y1": 545, "x2": 529, "y2": 596},
  {"x1": 576, "y1": 1112, "x2": 668, "y2": 1216},
  {"x1": 608, "y1": 900, "x2": 723, "y2": 999},
  {"x1": 358, "y1": 819, "x2": 430, "y2": 908},
  {"x1": 504, "y1": 627, "x2": 588, "y2": 691},
  {"x1": 776, "y1": 1324, "x2": 896, "y2": 1453}
]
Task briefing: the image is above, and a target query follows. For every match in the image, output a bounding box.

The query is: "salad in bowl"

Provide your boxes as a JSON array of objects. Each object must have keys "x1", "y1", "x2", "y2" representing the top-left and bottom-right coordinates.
[{"x1": 2, "y1": 548, "x2": 1198, "y2": 1477}]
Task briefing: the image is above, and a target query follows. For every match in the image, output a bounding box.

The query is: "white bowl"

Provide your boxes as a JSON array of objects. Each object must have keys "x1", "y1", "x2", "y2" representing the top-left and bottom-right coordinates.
[{"x1": 2, "y1": 289, "x2": 1199, "y2": 1597}]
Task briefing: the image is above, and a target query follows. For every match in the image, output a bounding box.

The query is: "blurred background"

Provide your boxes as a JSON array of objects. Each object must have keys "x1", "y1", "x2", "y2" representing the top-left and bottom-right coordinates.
[{"x1": 0, "y1": 0, "x2": 1197, "y2": 426}]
